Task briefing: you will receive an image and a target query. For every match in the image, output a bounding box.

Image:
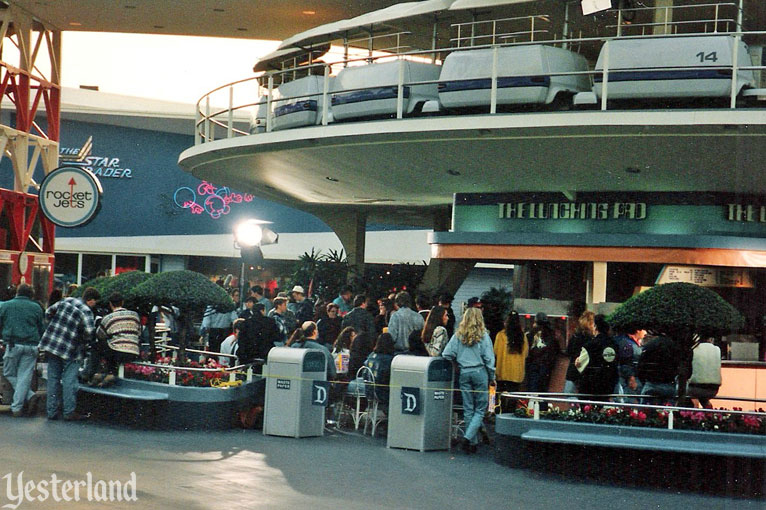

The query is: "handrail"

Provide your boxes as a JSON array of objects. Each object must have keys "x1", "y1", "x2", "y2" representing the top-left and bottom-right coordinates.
[
  {"x1": 125, "y1": 359, "x2": 264, "y2": 372},
  {"x1": 451, "y1": 14, "x2": 552, "y2": 47},
  {"x1": 506, "y1": 392, "x2": 766, "y2": 429},
  {"x1": 605, "y1": 2, "x2": 742, "y2": 35},
  {"x1": 193, "y1": 29, "x2": 766, "y2": 144}
]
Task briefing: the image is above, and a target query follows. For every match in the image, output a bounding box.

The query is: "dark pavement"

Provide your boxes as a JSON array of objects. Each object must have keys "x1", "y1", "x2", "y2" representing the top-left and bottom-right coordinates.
[{"x1": 0, "y1": 416, "x2": 762, "y2": 510}]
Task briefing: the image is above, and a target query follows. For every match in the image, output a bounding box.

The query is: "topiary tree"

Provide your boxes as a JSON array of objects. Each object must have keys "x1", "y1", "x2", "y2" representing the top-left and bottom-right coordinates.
[
  {"x1": 608, "y1": 282, "x2": 744, "y2": 400},
  {"x1": 132, "y1": 270, "x2": 235, "y2": 362},
  {"x1": 98, "y1": 271, "x2": 154, "y2": 309},
  {"x1": 71, "y1": 276, "x2": 111, "y2": 300}
]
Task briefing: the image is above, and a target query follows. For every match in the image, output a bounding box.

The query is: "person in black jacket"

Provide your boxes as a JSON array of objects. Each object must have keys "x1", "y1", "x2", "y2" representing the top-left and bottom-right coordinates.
[
  {"x1": 317, "y1": 303, "x2": 343, "y2": 347},
  {"x1": 238, "y1": 304, "x2": 280, "y2": 370},
  {"x1": 526, "y1": 313, "x2": 557, "y2": 395},
  {"x1": 564, "y1": 311, "x2": 596, "y2": 396},
  {"x1": 637, "y1": 335, "x2": 680, "y2": 405},
  {"x1": 363, "y1": 333, "x2": 396, "y2": 405},
  {"x1": 576, "y1": 314, "x2": 619, "y2": 401},
  {"x1": 342, "y1": 295, "x2": 375, "y2": 336}
]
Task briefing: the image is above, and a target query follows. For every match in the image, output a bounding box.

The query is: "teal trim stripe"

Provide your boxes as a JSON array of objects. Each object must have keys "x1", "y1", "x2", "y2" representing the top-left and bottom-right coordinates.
[{"x1": 429, "y1": 232, "x2": 766, "y2": 251}]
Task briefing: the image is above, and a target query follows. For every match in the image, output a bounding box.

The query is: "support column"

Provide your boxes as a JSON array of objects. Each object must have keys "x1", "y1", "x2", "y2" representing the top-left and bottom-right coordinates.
[
  {"x1": 653, "y1": 0, "x2": 674, "y2": 35},
  {"x1": 586, "y1": 261, "x2": 608, "y2": 306},
  {"x1": 419, "y1": 258, "x2": 475, "y2": 296},
  {"x1": 313, "y1": 208, "x2": 367, "y2": 283},
  {"x1": 420, "y1": 206, "x2": 474, "y2": 295}
]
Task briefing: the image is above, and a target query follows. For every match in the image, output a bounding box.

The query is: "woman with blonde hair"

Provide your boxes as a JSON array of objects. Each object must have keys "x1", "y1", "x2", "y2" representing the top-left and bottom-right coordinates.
[
  {"x1": 563, "y1": 311, "x2": 596, "y2": 396},
  {"x1": 441, "y1": 307, "x2": 496, "y2": 454}
]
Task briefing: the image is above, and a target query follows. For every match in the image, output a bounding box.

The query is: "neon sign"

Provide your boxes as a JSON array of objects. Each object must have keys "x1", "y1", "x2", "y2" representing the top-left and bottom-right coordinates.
[{"x1": 173, "y1": 181, "x2": 254, "y2": 220}]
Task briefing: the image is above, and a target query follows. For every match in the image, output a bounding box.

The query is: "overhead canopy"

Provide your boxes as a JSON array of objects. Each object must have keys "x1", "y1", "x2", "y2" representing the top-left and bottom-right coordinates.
[
  {"x1": 253, "y1": 44, "x2": 331, "y2": 72},
  {"x1": 449, "y1": 0, "x2": 539, "y2": 10},
  {"x1": 276, "y1": 19, "x2": 353, "y2": 52},
  {"x1": 338, "y1": 0, "x2": 455, "y2": 31},
  {"x1": 257, "y1": 0, "x2": 570, "y2": 71},
  {"x1": 277, "y1": 0, "x2": 456, "y2": 51}
]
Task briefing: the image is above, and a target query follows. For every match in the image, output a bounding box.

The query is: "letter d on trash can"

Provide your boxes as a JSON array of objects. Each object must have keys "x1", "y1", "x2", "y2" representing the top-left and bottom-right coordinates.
[
  {"x1": 312, "y1": 381, "x2": 330, "y2": 406},
  {"x1": 401, "y1": 387, "x2": 421, "y2": 415}
]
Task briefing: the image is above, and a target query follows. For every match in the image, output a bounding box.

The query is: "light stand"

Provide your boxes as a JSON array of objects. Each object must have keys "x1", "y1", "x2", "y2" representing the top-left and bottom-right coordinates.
[{"x1": 233, "y1": 219, "x2": 279, "y2": 310}]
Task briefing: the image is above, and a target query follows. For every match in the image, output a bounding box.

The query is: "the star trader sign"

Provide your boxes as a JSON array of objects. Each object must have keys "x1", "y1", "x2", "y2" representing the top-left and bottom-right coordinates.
[{"x1": 38, "y1": 166, "x2": 103, "y2": 227}]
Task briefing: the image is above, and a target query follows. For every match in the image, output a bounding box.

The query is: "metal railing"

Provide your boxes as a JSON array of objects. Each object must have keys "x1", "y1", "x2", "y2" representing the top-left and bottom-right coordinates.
[
  {"x1": 194, "y1": 29, "x2": 766, "y2": 145},
  {"x1": 506, "y1": 391, "x2": 766, "y2": 430},
  {"x1": 607, "y1": 2, "x2": 742, "y2": 37},
  {"x1": 120, "y1": 350, "x2": 265, "y2": 387},
  {"x1": 451, "y1": 14, "x2": 552, "y2": 47}
]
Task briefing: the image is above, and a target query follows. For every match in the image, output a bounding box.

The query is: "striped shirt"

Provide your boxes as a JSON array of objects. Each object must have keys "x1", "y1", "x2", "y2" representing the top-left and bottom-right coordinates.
[
  {"x1": 97, "y1": 307, "x2": 142, "y2": 356},
  {"x1": 39, "y1": 297, "x2": 96, "y2": 360}
]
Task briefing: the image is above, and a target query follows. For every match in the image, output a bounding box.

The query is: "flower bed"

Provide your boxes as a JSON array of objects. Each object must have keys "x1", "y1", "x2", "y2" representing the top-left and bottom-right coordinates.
[
  {"x1": 512, "y1": 401, "x2": 766, "y2": 435},
  {"x1": 124, "y1": 356, "x2": 230, "y2": 387}
]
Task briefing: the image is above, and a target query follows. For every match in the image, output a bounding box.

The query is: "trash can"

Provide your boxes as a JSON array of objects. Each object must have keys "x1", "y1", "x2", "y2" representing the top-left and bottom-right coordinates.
[
  {"x1": 387, "y1": 355, "x2": 453, "y2": 451},
  {"x1": 263, "y1": 347, "x2": 327, "y2": 438}
]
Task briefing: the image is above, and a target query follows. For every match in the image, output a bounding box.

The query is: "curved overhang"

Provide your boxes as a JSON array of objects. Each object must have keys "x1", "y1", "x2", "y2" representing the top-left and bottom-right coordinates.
[
  {"x1": 429, "y1": 232, "x2": 766, "y2": 268},
  {"x1": 179, "y1": 109, "x2": 766, "y2": 225}
]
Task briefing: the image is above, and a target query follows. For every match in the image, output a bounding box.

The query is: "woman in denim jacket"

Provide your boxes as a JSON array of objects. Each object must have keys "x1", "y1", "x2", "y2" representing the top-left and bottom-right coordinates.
[{"x1": 442, "y1": 307, "x2": 496, "y2": 454}]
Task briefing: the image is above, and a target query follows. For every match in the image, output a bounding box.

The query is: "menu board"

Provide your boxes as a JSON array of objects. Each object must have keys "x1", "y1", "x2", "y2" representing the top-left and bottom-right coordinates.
[{"x1": 656, "y1": 266, "x2": 755, "y2": 288}]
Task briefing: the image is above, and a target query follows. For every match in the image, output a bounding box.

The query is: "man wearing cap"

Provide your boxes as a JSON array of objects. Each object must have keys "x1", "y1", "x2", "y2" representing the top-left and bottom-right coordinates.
[{"x1": 288, "y1": 285, "x2": 314, "y2": 325}]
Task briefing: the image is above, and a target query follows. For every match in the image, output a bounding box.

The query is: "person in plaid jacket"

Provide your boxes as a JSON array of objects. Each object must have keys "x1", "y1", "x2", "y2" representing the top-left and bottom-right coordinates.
[{"x1": 38, "y1": 287, "x2": 100, "y2": 421}]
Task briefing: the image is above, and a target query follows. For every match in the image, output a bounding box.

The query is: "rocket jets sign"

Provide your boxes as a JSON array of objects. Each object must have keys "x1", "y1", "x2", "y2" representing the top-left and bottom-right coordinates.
[{"x1": 39, "y1": 166, "x2": 103, "y2": 227}]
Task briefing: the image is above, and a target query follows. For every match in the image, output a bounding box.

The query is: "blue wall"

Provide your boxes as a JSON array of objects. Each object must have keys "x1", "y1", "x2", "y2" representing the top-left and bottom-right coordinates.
[{"x1": 6, "y1": 119, "x2": 334, "y2": 237}]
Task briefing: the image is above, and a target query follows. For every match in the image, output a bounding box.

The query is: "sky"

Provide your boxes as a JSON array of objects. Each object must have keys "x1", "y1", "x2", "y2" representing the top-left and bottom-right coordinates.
[{"x1": 60, "y1": 32, "x2": 280, "y2": 105}]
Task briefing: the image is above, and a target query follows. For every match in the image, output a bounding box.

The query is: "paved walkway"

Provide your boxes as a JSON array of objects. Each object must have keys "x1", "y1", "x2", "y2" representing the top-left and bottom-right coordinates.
[{"x1": 0, "y1": 416, "x2": 762, "y2": 510}]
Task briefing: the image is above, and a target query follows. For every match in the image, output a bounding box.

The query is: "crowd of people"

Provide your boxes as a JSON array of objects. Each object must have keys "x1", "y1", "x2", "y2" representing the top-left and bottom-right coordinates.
[
  {"x1": 558, "y1": 311, "x2": 722, "y2": 407},
  {"x1": 1, "y1": 277, "x2": 723, "y2": 445},
  {"x1": 207, "y1": 284, "x2": 724, "y2": 449}
]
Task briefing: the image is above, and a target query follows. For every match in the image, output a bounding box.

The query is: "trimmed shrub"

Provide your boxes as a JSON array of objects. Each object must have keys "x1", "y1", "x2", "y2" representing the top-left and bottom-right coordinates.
[
  {"x1": 132, "y1": 270, "x2": 234, "y2": 313},
  {"x1": 608, "y1": 282, "x2": 744, "y2": 338}
]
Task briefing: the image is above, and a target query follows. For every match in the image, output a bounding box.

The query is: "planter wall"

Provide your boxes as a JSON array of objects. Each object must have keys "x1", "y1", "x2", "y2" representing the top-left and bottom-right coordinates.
[
  {"x1": 78, "y1": 377, "x2": 265, "y2": 430},
  {"x1": 495, "y1": 414, "x2": 766, "y2": 498}
]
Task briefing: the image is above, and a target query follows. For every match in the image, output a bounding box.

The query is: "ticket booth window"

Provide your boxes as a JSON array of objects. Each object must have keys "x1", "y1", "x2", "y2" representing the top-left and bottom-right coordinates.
[
  {"x1": 116, "y1": 255, "x2": 144, "y2": 274},
  {"x1": 81, "y1": 254, "x2": 111, "y2": 283},
  {"x1": 53, "y1": 253, "x2": 79, "y2": 286}
]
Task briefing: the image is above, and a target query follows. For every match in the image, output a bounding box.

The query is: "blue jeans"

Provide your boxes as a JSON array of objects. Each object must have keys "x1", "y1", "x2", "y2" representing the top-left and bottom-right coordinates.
[
  {"x1": 526, "y1": 364, "x2": 550, "y2": 394},
  {"x1": 3, "y1": 344, "x2": 38, "y2": 413},
  {"x1": 640, "y1": 381, "x2": 676, "y2": 406},
  {"x1": 46, "y1": 354, "x2": 80, "y2": 418},
  {"x1": 617, "y1": 377, "x2": 643, "y2": 404},
  {"x1": 459, "y1": 368, "x2": 489, "y2": 445},
  {"x1": 562, "y1": 379, "x2": 579, "y2": 400}
]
